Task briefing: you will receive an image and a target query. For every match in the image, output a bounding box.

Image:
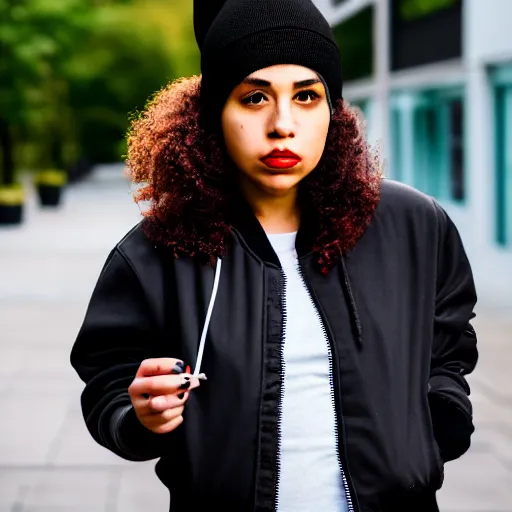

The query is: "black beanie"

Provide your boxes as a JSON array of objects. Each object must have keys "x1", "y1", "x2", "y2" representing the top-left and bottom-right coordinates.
[{"x1": 194, "y1": 0, "x2": 343, "y2": 123}]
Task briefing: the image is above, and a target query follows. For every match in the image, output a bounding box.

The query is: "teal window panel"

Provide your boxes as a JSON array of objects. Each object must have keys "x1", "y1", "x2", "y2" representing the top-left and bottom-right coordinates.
[
  {"x1": 391, "y1": 107, "x2": 403, "y2": 182},
  {"x1": 492, "y1": 65, "x2": 512, "y2": 86},
  {"x1": 390, "y1": 88, "x2": 465, "y2": 202},
  {"x1": 495, "y1": 84, "x2": 512, "y2": 246}
]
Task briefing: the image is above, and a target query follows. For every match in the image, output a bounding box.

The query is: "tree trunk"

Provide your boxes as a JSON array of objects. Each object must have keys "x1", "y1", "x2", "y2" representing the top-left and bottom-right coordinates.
[
  {"x1": 50, "y1": 133, "x2": 64, "y2": 169},
  {"x1": 0, "y1": 117, "x2": 14, "y2": 185}
]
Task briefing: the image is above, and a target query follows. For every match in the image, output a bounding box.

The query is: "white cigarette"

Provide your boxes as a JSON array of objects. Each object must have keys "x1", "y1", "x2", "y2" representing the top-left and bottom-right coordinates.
[{"x1": 196, "y1": 373, "x2": 208, "y2": 381}]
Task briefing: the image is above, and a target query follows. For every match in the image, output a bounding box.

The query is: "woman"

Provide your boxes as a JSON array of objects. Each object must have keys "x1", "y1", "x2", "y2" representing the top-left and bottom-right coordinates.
[{"x1": 70, "y1": 0, "x2": 478, "y2": 511}]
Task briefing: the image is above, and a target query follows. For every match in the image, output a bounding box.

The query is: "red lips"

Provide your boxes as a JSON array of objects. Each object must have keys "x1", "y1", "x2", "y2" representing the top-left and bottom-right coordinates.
[{"x1": 261, "y1": 149, "x2": 302, "y2": 169}]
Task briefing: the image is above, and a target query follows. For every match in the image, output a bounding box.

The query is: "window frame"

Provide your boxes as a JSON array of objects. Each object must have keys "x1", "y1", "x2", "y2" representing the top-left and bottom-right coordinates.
[{"x1": 492, "y1": 64, "x2": 512, "y2": 248}]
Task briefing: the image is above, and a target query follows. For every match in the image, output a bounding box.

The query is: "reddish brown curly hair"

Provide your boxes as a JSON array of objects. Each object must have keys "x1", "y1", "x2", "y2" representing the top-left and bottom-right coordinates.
[{"x1": 126, "y1": 75, "x2": 382, "y2": 273}]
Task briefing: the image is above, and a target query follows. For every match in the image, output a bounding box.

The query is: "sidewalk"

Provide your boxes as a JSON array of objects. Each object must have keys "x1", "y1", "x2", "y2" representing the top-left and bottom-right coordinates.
[
  {"x1": 0, "y1": 166, "x2": 511, "y2": 511},
  {"x1": 0, "y1": 167, "x2": 167, "y2": 512}
]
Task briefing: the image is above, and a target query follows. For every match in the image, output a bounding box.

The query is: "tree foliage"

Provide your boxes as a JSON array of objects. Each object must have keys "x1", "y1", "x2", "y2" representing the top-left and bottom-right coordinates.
[{"x1": 0, "y1": 0, "x2": 199, "y2": 184}]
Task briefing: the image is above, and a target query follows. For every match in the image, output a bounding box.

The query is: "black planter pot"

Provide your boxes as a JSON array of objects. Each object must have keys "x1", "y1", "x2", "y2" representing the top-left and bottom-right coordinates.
[
  {"x1": 0, "y1": 203, "x2": 23, "y2": 225},
  {"x1": 37, "y1": 184, "x2": 62, "y2": 207}
]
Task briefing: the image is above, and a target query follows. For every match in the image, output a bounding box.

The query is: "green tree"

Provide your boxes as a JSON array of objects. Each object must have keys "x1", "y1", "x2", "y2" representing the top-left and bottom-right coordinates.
[
  {"x1": 0, "y1": 0, "x2": 199, "y2": 185},
  {"x1": 64, "y1": 1, "x2": 180, "y2": 164},
  {"x1": 0, "y1": 0, "x2": 94, "y2": 184}
]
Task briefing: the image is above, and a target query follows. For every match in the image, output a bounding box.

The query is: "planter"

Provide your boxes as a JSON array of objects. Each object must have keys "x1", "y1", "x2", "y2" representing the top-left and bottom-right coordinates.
[
  {"x1": 0, "y1": 185, "x2": 24, "y2": 226},
  {"x1": 34, "y1": 170, "x2": 67, "y2": 208},
  {"x1": 37, "y1": 184, "x2": 62, "y2": 206}
]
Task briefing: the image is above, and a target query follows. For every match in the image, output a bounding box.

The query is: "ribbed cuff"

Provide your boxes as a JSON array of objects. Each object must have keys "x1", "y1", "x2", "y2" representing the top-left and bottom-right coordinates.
[{"x1": 109, "y1": 404, "x2": 164, "y2": 461}]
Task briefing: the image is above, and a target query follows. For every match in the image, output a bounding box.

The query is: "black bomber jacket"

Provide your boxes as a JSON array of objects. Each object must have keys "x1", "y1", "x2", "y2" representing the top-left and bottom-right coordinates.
[{"x1": 70, "y1": 179, "x2": 478, "y2": 512}]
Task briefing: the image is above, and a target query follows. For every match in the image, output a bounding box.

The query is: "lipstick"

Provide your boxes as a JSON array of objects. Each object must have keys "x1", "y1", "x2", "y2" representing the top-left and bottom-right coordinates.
[{"x1": 261, "y1": 149, "x2": 301, "y2": 169}]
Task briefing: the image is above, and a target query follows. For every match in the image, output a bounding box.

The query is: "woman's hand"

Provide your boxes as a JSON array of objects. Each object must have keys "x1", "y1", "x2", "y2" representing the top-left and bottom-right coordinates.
[{"x1": 128, "y1": 358, "x2": 200, "y2": 434}]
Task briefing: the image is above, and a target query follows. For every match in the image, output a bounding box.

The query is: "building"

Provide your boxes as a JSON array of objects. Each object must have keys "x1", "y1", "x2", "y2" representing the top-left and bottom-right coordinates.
[{"x1": 314, "y1": 0, "x2": 512, "y2": 309}]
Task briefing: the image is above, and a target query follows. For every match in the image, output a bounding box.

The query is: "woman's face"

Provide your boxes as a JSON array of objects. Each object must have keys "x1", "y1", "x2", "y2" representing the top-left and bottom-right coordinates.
[{"x1": 221, "y1": 64, "x2": 331, "y2": 198}]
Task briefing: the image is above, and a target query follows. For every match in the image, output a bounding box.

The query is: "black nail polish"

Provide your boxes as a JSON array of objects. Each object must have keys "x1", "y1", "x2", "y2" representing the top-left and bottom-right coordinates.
[
  {"x1": 171, "y1": 361, "x2": 186, "y2": 375},
  {"x1": 177, "y1": 392, "x2": 185, "y2": 399},
  {"x1": 142, "y1": 393, "x2": 150, "y2": 399},
  {"x1": 178, "y1": 379, "x2": 191, "y2": 391}
]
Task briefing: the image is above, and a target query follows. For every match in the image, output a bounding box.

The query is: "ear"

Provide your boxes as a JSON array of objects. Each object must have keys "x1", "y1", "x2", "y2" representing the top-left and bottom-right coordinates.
[{"x1": 193, "y1": 0, "x2": 228, "y2": 51}]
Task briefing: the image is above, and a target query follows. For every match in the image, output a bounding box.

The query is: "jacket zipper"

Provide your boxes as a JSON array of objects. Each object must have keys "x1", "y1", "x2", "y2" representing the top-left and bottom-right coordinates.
[
  {"x1": 273, "y1": 269, "x2": 287, "y2": 511},
  {"x1": 296, "y1": 262, "x2": 358, "y2": 512}
]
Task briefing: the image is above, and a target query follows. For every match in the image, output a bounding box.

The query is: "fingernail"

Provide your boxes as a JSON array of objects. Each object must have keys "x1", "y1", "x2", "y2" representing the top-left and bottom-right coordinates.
[
  {"x1": 177, "y1": 392, "x2": 185, "y2": 399},
  {"x1": 185, "y1": 365, "x2": 191, "y2": 374},
  {"x1": 142, "y1": 393, "x2": 150, "y2": 399},
  {"x1": 171, "y1": 361, "x2": 186, "y2": 375},
  {"x1": 179, "y1": 378, "x2": 191, "y2": 390}
]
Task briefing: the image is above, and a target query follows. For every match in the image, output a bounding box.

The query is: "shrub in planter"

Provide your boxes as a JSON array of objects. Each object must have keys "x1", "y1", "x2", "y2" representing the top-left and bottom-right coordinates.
[
  {"x1": 0, "y1": 184, "x2": 24, "y2": 225},
  {"x1": 34, "y1": 170, "x2": 67, "y2": 207}
]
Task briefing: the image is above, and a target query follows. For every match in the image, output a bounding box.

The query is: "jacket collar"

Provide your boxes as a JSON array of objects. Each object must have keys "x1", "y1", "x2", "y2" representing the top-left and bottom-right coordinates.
[
  {"x1": 228, "y1": 194, "x2": 364, "y2": 346},
  {"x1": 228, "y1": 194, "x2": 319, "y2": 267}
]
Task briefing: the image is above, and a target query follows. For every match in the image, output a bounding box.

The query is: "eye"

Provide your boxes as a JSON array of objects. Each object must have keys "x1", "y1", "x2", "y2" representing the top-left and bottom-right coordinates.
[
  {"x1": 295, "y1": 90, "x2": 320, "y2": 104},
  {"x1": 242, "y1": 92, "x2": 267, "y2": 105}
]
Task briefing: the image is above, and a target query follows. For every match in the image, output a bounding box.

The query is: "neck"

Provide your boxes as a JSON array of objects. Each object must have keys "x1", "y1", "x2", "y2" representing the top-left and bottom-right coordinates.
[{"x1": 240, "y1": 180, "x2": 300, "y2": 234}]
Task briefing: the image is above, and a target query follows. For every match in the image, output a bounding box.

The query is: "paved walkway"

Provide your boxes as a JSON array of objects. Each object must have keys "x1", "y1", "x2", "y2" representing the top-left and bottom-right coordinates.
[{"x1": 0, "y1": 166, "x2": 511, "y2": 511}]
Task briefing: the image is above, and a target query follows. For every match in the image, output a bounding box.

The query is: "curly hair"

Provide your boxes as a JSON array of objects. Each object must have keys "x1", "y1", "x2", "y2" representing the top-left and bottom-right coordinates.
[{"x1": 126, "y1": 75, "x2": 381, "y2": 273}]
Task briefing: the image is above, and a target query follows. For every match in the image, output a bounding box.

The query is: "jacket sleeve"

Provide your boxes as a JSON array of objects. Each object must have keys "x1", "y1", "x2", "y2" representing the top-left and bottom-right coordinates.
[
  {"x1": 70, "y1": 247, "x2": 169, "y2": 462},
  {"x1": 428, "y1": 201, "x2": 478, "y2": 463}
]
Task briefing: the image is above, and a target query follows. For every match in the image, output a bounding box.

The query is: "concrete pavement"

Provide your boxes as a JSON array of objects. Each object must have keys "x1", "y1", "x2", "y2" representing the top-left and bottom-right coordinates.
[{"x1": 0, "y1": 166, "x2": 511, "y2": 511}]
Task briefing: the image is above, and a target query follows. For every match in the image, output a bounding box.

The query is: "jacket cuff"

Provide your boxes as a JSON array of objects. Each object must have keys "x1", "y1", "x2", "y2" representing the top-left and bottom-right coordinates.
[{"x1": 109, "y1": 404, "x2": 165, "y2": 461}]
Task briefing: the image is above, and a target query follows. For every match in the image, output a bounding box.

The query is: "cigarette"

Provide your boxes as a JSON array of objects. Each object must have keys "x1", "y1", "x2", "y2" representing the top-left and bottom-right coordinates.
[{"x1": 183, "y1": 372, "x2": 208, "y2": 381}]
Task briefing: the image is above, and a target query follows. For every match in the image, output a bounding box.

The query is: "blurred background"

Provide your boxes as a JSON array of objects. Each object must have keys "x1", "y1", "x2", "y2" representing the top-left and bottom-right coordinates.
[{"x1": 0, "y1": 0, "x2": 510, "y2": 511}]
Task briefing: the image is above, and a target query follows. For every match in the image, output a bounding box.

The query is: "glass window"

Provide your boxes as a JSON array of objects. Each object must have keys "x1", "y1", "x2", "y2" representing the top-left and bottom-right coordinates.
[
  {"x1": 391, "y1": 0, "x2": 462, "y2": 71},
  {"x1": 332, "y1": 6, "x2": 374, "y2": 81},
  {"x1": 390, "y1": 89, "x2": 465, "y2": 202},
  {"x1": 391, "y1": 107, "x2": 403, "y2": 182},
  {"x1": 495, "y1": 82, "x2": 512, "y2": 246},
  {"x1": 449, "y1": 98, "x2": 465, "y2": 201},
  {"x1": 397, "y1": 0, "x2": 458, "y2": 22}
]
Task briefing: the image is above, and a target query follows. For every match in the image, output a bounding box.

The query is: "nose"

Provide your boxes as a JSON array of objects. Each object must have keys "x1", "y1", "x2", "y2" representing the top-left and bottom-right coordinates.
[{"x1": 269, "y1": 102, "x2": 295, "y2": 139}]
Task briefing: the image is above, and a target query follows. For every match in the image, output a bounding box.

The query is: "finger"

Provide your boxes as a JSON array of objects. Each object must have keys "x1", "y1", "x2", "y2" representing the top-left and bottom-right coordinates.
[
  {"x1": 148, "y1": 392, "x2": 189, "y2": 413},
  {"x1": 144, "y1": 406, "x2": 184, "y2": 431},
  {"x1": 131, "y1": 390, "x2": 184, "y2": 414},
  {"x1": 150, "y1": 414, "x2": 184, "y2": 435},
  {"x1": 130, "y1": 374, "x2": 192, "y2": 397},
  {"x1": 160, "y1": 405, "x2": 185, "y2": 423},
  {"x1": 131, "y1": 393, "x2": 151, "y2": 412},
  {"x1": 136, "y1": 358, "x2": 188, "y2": 378}
]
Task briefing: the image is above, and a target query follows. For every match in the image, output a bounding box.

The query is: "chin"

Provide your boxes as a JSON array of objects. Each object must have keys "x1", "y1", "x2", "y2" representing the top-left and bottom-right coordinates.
[{"x1": 258, "y1": 174, "x2": 303, "y2": 196}]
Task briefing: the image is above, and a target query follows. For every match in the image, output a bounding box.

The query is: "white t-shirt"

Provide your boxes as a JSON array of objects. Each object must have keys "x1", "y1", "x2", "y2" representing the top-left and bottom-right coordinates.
[{"x1": 267, "y1": 232, "x2": 348, "y2": 512}]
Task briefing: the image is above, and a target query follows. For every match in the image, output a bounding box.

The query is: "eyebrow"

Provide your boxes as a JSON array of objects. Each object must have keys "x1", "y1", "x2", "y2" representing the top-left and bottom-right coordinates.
[{"x1": 241, "y1": 77, "x2": 322, "y2": 89}]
